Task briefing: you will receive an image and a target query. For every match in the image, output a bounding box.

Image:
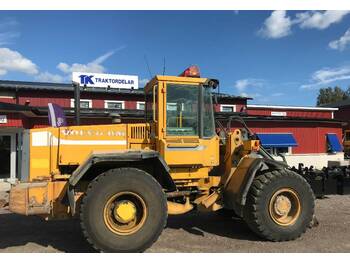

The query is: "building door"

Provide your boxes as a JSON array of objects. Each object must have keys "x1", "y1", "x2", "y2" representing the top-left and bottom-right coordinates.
[{"x1": 0, "y1": 134, "x2": 16, "y2": 181}]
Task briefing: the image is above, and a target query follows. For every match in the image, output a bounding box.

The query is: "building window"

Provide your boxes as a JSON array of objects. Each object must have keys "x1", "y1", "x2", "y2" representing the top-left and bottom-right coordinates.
[
  {"x1": 0, "y1": 115, "x2": 7, "y2": 124},
  {"x1": 326, "y1": 133, "x2": 342, "y2": 153},
  {"x1": 265, "y1": 147, "x2": 291, "y2": 156},
  {"x1": 256, "y1": 133, "x2": 297, "y2": 156},
  {"x1": 70, "y1": 99, "x2": 92, "y2": 109},
  {"x1": 220, "y1": 104, "x2": 236, "y2": 112},
  {"x1": 104, "y1": 100, "x2": 125, "y2": 110},
  {"x1": 137, "y1": 101, "x2": 145, "y2": 110}
]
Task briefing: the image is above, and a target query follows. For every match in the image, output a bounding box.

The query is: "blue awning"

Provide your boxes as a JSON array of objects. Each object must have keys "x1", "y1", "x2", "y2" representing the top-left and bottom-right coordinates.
[
  {"x1": 256, "y1": 133, "x2": 298, "y2": 147},
  {"x1": 326, "y1": 134, "x2": 342, "y2": 152}
]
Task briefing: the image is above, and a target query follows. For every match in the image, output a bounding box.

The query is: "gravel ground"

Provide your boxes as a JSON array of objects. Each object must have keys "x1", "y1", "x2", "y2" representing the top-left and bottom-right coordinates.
[{"x1": 0, "y1": 195, "x2": 349, "y2": 253}]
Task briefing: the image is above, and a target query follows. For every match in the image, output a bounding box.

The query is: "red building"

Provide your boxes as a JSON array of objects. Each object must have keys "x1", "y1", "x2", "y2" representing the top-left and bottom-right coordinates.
[
  {"x1": 0, "y1": 79, "x2": 345, "y2": 182},
  {"x1": 247, "y1": 104, "x2": 335, "y2": 120},
  {"x1": 0, "y1": 80, "x2": 147, "y2": 129},
  {"x1": 245, "y1": 104, "x2": 341, "y2": 154},
  {"x1": 320, "y1": 99, "x2": 350, "y2": 129}
]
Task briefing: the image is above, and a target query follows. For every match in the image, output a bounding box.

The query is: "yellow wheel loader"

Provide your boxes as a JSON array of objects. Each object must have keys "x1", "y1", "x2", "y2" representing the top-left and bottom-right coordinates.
[{"x1": 7, "y1": 66, "x2": 315, "y2": 252}]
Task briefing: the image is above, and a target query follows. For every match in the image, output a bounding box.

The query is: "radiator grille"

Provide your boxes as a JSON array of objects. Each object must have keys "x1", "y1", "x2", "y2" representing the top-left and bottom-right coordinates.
[{"x1": 130, "y1": 125, "x2": 150, "y2": 140}]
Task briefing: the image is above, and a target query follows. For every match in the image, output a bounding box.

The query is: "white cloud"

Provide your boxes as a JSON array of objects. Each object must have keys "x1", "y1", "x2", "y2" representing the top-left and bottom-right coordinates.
[
  {"x1": 90, "y1": 50, "x2": 117, "y2": 65},
  {"x1": 0, "y1": 47, "x2": 38, "y2": 76},
  {"x1": 139, "y1": 78, "x2": 149, "y2": 86},
  {"x1": 0, "y1": 20, "x2": 127, "y2": 83},
  {"x1": 259, "y1": 11, "x2": 350, "y2": 40},
  {"x1": 240, "y1": 92, "x2": 262, "y2": 98},
  {"x1": 296, "y1": 11, "x2": 350, "y2": 30},
  {"x1": 242, "y1": 91, "x2": 284, "y2": 103},
  {"x1": 0, "y1": 31, "x2": 20, "y2": 46},
  {"x1": 35, "y1": 71, "x2": 66, "y2": 83},
  {"x1": 301, "y1": 65, "x2": 350, "y2": 89},
  {"x1": 241, "y1": 92, "x2": 271, "y2": 103},
  {"x1": 0, "y1": 18, "x2": 19, "y2": 46},
  {"x1": 329, "y1": 28, "x2": 350, "y2": 51},
  {"x1": 258, "y1": 11, "x2": 292, "y2": 39},
  {"x1": 33, "y1": 47, "x2": 126, "y2": 83},
  {"x1": 235, "y1": 78, "x2": 264, "y2": 92},
  {"x1": 0, "y1": 20, "x2": 38, "y2": 77},
  {"x1": 57, "y1": 46, "x2": 126, "y2": 74},
  {"x1": 57, "y1": 61, "x2": 105, "y2": 74}
]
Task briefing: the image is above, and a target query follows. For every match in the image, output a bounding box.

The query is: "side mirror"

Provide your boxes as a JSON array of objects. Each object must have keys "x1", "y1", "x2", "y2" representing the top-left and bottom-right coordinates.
[{"x1": 205, "y1": 79, "x2": 219, "y2": 89}]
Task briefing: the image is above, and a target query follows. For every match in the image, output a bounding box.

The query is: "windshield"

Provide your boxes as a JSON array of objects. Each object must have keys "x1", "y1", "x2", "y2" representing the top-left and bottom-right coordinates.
[
  {"x1": 165, "y1": 83, "x2": 215, "y2": 138},
  {"x1": 166, "y1": 84, "x2": 199, "y2": 136}
]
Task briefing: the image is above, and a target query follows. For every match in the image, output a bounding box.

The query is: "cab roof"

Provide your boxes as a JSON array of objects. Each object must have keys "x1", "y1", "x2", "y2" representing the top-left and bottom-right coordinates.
[{"x1": 144, "y1": 75, "x2": 208, "y2": 93}]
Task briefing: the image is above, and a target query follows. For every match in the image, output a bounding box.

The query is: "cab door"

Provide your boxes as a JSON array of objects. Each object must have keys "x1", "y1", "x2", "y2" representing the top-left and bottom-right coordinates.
[{"x1": 159, "y1": 82, "x2": 219, "y2": 167}]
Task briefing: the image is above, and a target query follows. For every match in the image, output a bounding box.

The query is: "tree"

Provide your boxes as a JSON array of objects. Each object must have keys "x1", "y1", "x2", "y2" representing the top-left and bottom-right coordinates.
[
  {"x1": 346, "y1": 86, "x2": 350, "y2": 97},
  {"x1": 316, "y1": 86, "x2": 349, "y2": 106}
]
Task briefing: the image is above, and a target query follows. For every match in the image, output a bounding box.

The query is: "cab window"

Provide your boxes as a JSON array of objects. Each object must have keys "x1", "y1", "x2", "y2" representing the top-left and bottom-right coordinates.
[
  {"x1": 166, "y1": 84, "x2": 199, "y2": 136},
  {"x1": 145, "y1": 85, "x2": 157, "y2": 122}
]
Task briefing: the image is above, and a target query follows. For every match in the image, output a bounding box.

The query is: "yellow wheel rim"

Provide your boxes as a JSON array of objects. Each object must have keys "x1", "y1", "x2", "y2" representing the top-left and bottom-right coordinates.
[
  {"x1": 103, "y1": 191, "x2": 147, "y2": 235},
  {"x1": 269, "y1": 188, "x2": 301, "y2": 226}
]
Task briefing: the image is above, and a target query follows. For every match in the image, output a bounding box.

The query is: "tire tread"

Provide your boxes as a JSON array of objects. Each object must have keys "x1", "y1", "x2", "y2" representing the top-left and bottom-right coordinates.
[
  {"x1": 244, "y1": 169, "x2": 315, "y2": 242},
  {"x1": 80, "y1": 167, "x2": 167, "y2": 252}
]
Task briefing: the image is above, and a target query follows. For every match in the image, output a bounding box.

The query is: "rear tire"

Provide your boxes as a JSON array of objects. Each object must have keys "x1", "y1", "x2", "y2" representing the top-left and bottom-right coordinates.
[
  {"x1": 243, "y1": 169, "x2": 315, "y2": 241},
  {"x1": 80, "y1": 167, "x2": 167, "y2": 252}
]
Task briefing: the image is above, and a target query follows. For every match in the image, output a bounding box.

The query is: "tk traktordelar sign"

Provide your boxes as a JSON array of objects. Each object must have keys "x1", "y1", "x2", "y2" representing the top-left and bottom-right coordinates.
[{"x1": 72, "y1": 72, "x2": 138, "y2": 89}]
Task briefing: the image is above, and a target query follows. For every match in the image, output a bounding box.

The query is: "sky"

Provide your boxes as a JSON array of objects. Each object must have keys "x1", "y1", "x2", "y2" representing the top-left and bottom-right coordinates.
[{"x1": 1, "y1": 10, "x2": 350, "y2": 106}]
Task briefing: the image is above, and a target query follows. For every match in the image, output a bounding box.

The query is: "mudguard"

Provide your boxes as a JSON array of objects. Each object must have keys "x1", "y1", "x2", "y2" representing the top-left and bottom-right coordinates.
[
  {"x1": 69, "y1": 150, "x2": 175, "y2": 189},
  {"x1": 66, "y1": 150, "x2": 176, "y2": 216},
  {"x1": 223, "y1": 157, "x2": 288, "y2": 216}
]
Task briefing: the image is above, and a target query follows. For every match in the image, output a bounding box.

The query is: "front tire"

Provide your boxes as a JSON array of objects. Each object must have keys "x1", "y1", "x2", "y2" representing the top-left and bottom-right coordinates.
[
  {"x1": 243, "y1": 169, "x2": 315, "y2": 241},
  {"x1": 80, "y1": 168, "x2": 167, "y2": 252}
]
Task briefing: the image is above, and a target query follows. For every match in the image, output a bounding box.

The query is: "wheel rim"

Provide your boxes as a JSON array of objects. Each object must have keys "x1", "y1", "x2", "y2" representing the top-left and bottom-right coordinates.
[
  {"x1": 103, "y1": 191, "x2": 147, "y2": 235},
  {"x1": 268, "y1": 188, "x2": 301, "y2": 226}
]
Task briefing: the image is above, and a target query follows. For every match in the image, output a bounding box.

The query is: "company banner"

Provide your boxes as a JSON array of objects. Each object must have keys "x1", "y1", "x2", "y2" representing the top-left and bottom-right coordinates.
[{"x1": 72, "y1": 72, "x2": 138, "y2": 89}]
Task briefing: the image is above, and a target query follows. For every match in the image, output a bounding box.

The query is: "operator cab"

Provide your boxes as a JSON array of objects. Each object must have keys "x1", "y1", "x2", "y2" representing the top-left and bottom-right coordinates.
[
  {"x1": 143, "y1": 66, "x2": 220, "y2": 167},
  {"x1": 144, "y1": 66, "x2": 218, "y2": 139}
]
